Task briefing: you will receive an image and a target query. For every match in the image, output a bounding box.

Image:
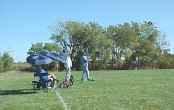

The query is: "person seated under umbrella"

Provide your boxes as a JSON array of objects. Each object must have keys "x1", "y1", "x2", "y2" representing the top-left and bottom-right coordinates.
[
  {"x1": 40, "y1": 68, "x2": 49, "y2": 82},
  {"x1": 34, "y1": 66, "x2": 49, "y2": 87}
]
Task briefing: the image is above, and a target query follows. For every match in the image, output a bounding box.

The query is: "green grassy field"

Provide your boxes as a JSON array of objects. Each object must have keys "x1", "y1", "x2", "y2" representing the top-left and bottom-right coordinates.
[{"x1": 0, "y1": 70, "x2": 174, "y2": 110}]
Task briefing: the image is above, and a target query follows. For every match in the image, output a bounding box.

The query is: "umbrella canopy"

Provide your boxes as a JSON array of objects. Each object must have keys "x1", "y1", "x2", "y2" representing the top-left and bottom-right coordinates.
[
  {"x1": 40, "y1": 50, "x2": 65, "y2": 63},
  {"x1": 26, "y1": 54, "x2": 54, "y2": 66},
  {"x1": 26, "y1": 50, "x2": 65, "y2": 66}
]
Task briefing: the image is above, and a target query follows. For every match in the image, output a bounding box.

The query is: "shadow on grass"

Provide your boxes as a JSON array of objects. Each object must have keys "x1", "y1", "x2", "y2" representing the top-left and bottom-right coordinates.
[{"x1": 0, "y1": 89, "x2": 38, "y2": 95}]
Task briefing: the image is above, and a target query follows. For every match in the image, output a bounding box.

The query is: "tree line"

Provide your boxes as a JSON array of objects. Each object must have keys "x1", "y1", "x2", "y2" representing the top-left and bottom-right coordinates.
[{"x1": 27, "y1": 21, "x2": 174, "y2": 71}]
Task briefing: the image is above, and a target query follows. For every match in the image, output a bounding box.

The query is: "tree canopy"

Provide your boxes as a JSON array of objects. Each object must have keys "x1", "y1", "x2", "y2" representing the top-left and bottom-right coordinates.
[
  {"x1": 0, "y1": 52, "x2": 14, "y2": 72},
  {"x1": 27, "y1": 20, "x2": 174, "y2": 70}
]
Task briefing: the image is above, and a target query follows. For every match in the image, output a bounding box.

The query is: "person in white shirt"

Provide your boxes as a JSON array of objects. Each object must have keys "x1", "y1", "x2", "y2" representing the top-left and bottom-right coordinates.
[{"x1": 63, "y1": 47, "x2": 72, "y2": 82}]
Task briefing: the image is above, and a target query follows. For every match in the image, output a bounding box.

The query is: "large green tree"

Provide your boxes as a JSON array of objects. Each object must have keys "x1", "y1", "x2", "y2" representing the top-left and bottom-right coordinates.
[
  {"x1": 50, "y1": 21, "x2": 114, "y2": 70},
  {"x1": 0, "y1": 52, "x2": 14, "y2": 72},
  {"x1": 0, "y1": 53, "x2": 3, "y2": 72}
]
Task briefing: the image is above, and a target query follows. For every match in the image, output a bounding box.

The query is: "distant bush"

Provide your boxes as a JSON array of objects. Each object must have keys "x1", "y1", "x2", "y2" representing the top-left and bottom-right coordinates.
[
  {"x1": 13, "y1": 63, "x2": 33, "y2": 71},
  {"x1": 14, "y1": 62, "x2": 60, "y2": 72}
]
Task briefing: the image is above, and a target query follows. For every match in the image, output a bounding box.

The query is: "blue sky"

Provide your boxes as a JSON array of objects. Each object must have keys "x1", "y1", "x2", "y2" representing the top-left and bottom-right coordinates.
[{"x1": 1, "y1": 0, "x2": 174, "y2": 62}]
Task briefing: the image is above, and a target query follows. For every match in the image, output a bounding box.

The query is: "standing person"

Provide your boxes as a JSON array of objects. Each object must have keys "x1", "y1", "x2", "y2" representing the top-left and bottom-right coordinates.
[
  {"x1": 63, "y1": 47, "x2": 72, "y2": 83},
  {"x1": 81, "y1": 52, "x2": 92, "y2": 81}
]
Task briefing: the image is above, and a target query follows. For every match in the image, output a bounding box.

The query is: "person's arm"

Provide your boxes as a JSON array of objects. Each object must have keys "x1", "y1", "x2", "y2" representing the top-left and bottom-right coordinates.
[{"x1": 87, "y1": 58, "x2": 92, "y2": 62}]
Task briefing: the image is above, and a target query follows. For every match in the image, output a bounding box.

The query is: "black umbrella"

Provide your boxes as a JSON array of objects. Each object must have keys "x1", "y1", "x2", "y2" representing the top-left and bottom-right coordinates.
[
  {"x1": 26, "y1": 54, "x2": 54, "y2": 66},
  {"x1": 40, "y1": 50, "x2": 65, "y2": 63}
]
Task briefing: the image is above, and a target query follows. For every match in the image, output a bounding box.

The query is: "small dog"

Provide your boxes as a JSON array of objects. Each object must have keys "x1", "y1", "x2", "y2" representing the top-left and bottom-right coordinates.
[{"x1": 58, "y1": 75, "x2": 74, "y2": 88}]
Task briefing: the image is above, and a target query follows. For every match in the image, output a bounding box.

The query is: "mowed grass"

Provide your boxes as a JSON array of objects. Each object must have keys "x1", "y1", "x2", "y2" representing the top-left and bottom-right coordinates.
[{"x1": 0, "y1": 69, "x2": 174, "y2": 110}]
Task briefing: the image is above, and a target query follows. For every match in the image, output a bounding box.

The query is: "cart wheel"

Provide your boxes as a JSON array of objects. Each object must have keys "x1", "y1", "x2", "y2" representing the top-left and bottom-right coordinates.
[
  {"x1": 70, "y1": 75, "x2": 74, "y2": 86},
  {"x1": 37, "y1": 83, "x2": 41, "y2": 89},
  {"x1": 47, "y1": 79, "x2": 53, "y2": 88}
]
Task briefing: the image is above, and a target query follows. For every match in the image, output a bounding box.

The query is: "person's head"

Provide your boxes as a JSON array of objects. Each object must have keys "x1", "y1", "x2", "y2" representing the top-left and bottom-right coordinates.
[
  {"x1": 82, "y1": 51, "x2": 87, "y2": 56},
  {"x1": 63, "y1": 49, "x2": 68, "y2": 53},
  {"x1": 63, "y1": 47, "x2": 71, "y2": 54}
]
